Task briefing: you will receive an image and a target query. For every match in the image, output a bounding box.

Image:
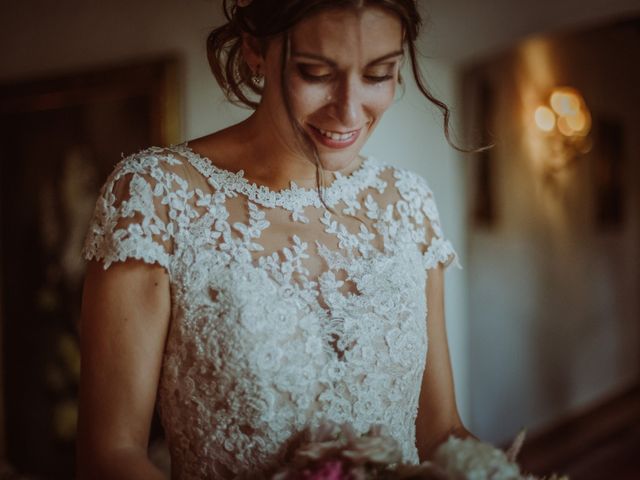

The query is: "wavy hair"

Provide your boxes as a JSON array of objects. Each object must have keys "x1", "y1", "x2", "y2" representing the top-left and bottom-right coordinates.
[{"x1": 207, "y1": 0, "x2": 468, "y2": 204}]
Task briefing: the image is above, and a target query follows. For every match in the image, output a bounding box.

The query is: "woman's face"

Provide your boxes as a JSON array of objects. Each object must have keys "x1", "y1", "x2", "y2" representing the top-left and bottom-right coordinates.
[{"x1": 258, "y1": 6, "x2": 404, "y2": 172}]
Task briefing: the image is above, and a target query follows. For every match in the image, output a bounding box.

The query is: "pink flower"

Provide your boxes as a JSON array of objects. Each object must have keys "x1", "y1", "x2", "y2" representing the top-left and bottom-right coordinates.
[{"x1": 300, "y1": 460, "x2": 347, "y2": 480}]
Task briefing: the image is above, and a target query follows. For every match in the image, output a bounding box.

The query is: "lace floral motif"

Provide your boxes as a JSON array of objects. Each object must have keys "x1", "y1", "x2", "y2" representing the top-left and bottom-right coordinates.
[{"x1": 82, "y1": 145, "x2": 458, "y2": 479}]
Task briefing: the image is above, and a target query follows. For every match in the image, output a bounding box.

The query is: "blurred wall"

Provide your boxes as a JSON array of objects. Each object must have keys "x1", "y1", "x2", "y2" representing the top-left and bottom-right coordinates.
[
  {"x1": 0, "y1": 0, "x2": 470, "y2": 428},
  {"x1": 423, "y1": 0, "x2": 640, "y2": 65},
  {"x1": 463, "y1": 22, "x2": 640, "y2": 443}
]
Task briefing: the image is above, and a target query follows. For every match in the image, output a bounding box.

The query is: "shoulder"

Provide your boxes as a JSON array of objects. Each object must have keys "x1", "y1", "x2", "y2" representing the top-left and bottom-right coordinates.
[
  {"x1": 366, "y1": 156, "x2": 444, "y2": 228},
  {"x1": 369, "y1": 158, "x2": 459, "y2": 268},
  {"x1": 364, "y1": 155, "x2": 432, "y2": 192},
  {"x1": 389, "y1": 165, "x2": 434, "y2": 198},
  {"x1": 97, "y1": 144, "x2": 211, "y2": 205},
  {"x1": 107, "y1": 145, "x2": 188, "y2": 184},
  {"x1": 90, "y1": 144, "x2": 206, "y2": 230},
  {"x1": 368, "y1": 157, "x2": 436, "y2": 205}
]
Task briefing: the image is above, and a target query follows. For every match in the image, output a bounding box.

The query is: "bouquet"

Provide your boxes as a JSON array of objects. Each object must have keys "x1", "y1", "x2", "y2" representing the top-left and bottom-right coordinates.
[{"x1": 270, "y1": 422, "x2": 568, "y2": 480}]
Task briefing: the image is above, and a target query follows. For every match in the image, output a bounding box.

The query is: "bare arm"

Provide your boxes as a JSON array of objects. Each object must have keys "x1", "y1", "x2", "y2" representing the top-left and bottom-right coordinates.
[
  {"x1": 415, "y1": 264, "x2": 475, "y2": 461},
  {"x1": 76, "y1": 259, "x2": 171, "y2": 480}
]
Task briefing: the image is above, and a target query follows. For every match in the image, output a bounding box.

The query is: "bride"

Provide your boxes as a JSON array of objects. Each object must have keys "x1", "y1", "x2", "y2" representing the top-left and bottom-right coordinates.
[{"x1": 77, "y1": 0, "x2": 472, "y2": 478}]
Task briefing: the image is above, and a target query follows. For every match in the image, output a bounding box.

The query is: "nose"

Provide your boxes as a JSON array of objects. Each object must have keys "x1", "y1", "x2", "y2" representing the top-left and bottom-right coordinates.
[{"x1": 331, "y1": 76, "x2": 363, "y2": 128}]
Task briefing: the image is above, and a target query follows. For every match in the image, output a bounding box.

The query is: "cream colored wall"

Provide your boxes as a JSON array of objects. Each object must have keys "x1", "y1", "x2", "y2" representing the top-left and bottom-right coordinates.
[
  {"x1": 464, "y1": 25, "x2": 640, "y2": 443},
  {"x1": 0, "y1": 0, "x2": 470, "y2": 423}
]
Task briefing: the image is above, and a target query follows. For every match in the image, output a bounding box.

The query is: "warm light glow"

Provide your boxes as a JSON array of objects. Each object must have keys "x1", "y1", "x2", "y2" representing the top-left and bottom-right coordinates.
[
  {"x1": 531, "y1": 84, "x2": 592, "y2": 174},
  {"x1": 574, "y1": 109, "x2": 591, "y2": 136},
  {"x1": 550, "y1": 88, "x2": 581, "y2": 116},
  {"x1": 548, "y1": 86, "x2": 591, "y2": 137},
  {"x1": 565, "y1": 111, "x2": 586, "y2": 132},
  {"x1": 535, "y1": 106, "x2": 556, "y2": 132},
  {"x1": 557, "y1": 116, "x2": 574, "y2": 136}
]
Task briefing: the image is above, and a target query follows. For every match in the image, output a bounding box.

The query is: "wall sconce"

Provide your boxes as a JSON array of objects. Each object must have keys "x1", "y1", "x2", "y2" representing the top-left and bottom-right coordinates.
[{"x1": 533, "y1": 86, "x2": 592, "y2": 174}]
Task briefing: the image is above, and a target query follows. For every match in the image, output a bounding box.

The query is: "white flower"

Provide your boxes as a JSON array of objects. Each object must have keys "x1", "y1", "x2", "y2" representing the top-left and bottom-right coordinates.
[{"x1": 434, "y1": 436, "x2": 523, "y2": 479}]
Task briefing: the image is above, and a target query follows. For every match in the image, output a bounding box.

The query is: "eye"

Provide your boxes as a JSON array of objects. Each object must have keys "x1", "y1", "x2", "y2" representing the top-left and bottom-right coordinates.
[
  {"x1": 364, "y1": 66, "x2": 396, "y2": 83},
  {"x1": 364, "y1": 74, "x2": 394, "y2": 83},
  {"x1": 297, "y1": 64, "x2": 333, "y2": 82}
]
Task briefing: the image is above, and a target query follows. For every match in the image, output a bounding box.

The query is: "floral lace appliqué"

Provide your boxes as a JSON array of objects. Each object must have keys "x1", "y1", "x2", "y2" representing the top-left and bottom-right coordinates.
[{"x1": 82, "y1": 145, "x2": 459, "y2": 479}]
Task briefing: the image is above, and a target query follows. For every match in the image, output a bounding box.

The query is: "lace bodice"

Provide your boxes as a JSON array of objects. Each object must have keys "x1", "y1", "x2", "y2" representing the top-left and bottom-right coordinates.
[{"x1": 82, "y1": 144, "x2": 457, "y2": 479}]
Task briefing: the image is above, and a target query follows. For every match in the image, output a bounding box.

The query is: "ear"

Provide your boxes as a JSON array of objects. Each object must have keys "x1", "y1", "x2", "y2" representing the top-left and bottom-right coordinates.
[{"x1": 241, "y1": 33, "x2": 264, "y2": 75}]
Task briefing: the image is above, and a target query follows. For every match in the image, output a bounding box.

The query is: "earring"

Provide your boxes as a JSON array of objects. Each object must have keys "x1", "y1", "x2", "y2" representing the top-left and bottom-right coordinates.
[{"x1": 253, "y1": 65, "x2": 264, "y2": 85}]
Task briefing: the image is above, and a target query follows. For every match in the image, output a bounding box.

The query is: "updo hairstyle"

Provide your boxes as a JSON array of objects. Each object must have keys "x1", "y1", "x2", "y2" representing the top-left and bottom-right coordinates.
[
  {"x1": 207, "y1": 0, "x2": 454, "y2": 140},
  {"x1": 207, "y1": 0, "x2": 464, "y2": 203}
]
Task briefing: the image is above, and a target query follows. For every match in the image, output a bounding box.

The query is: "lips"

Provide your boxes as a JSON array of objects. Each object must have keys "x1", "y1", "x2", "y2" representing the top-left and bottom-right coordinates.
[
  {"x1": 308, "y1": 125, "x2": 362, "y2": 149},
  {"x1": 316, "y1": 127, "x2": 358, "y2": 141}
]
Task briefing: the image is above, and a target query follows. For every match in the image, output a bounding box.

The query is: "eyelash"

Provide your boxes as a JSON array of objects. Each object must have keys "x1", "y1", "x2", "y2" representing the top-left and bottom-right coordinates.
[
  {"x1": 365, "y1": 74, "x2": 395, "y2": 83},
  {"x1": 297, "y1": 66, "x2": 395, "y2": 84}
]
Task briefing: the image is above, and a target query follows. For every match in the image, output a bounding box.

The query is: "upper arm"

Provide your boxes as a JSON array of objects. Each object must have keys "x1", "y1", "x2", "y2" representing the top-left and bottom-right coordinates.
[
  {"x1": 415, "y1": 265, "x2": 470, "y2": 460},
  {"x1": 77, "y1": 151, "x2": 179, "y2": 470},
  {"x1": 415, "y1": 265, "x2": 465, "y2": 460},
  {"x1": 411, "y1": 174, "x2": 468, "y2": 459},
  {"x1": 77, "y1": 258, "x2": 171, "y2": 465}
]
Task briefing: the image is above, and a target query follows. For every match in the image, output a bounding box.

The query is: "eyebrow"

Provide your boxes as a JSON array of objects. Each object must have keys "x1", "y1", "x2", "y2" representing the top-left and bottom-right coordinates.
[{"x1": 291, "y1": 50, "x2": 404, "y2": 67}]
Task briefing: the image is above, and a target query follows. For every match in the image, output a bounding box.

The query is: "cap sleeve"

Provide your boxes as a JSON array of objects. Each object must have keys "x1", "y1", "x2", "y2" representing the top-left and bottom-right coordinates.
[
  {"x1": 420, "y1": 189, "x2": 460, "y2": 271},
  {"x1": 82, "y1": 148, "x2": 183, "y2": 271},
  {"x1": 393, "y1": 168, "x2": 460, "y2": 271}
]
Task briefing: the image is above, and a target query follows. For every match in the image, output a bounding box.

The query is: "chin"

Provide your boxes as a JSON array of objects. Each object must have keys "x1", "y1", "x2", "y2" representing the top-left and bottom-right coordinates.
[
  {"x1": 310, "y1": 132, "x2": 370, "y2": 173},
  {"x1": 317, "y1": 149, "x2": 363, "y2": 172},
  {"x1": 303, "y1": 121, "x2": 372, "y2": 171}
]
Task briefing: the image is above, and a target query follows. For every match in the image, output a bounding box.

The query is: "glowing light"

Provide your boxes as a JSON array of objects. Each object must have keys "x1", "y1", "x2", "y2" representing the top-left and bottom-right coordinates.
[
  {"x1": 531, "y1": 85, "x2": 592, "y2": 174},
  {"x1": 550, "y1": 88, "x2": 581, "y2": 116},
  {"x1": 573, "y1": 109, "x2": 591, "y2": 136},
  {"x1": 557, "y1": 116, "x2": 574, "y2": 136},
  {"x1": 565, "y1": 111, "x2": 586, "y2": 132},
  {"x1": 548, "y1": 87, "x2": 591, "y2": 137},
  {"x1": 535, "y1": 106, "x2": 556, "y2": 132}
]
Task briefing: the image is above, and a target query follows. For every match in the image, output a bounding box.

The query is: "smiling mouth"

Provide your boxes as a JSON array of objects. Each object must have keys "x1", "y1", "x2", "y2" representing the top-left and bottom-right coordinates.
[
  {"x1": 314, "y1": 127, "x2": 359, "y2": 141},
  {"x1": 308, "y1": 125, "x2": 363, "y2": 148}
]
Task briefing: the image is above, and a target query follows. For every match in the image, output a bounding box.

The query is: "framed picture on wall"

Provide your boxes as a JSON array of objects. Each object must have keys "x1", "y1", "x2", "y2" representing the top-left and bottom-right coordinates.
[
  {"x1": 593, "y1": 117, "x2": 625, "y2": 229},
  {"x1": 0, "y1": 57, "x2": 180, "y2": 479},
  {"x1": 472, "y1": 78, "x2": 497, "y2": 227}
]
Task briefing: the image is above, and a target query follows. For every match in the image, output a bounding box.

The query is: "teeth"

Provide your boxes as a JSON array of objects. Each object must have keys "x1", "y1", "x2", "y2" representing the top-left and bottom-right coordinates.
[{"x1": 317, "y1": 127, "x2": 357, "y2": 141}]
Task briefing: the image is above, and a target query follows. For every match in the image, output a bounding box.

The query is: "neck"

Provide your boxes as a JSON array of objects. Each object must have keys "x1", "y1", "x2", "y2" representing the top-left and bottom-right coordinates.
[
  {"x1": 236, "y1": 109, "x2": 321, "y2": 190},
  {"x1": 188, "y1": 106, "x2": 363, "y2": 192}
]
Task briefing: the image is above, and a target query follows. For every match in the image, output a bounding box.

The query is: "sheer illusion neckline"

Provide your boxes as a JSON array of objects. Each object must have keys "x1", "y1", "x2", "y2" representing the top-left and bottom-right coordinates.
[
  {"x1": 170, "y1": 143, "x2": 383, "y2": 210},
  {"x1": 83, "y1": 143, "x2": 456, "y2": 475}
]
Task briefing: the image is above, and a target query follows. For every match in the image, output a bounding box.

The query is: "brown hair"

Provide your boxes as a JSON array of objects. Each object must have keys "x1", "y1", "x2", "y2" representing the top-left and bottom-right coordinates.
[{"x1": 207, "y1": 0, "x2": 466, "y2": 203}]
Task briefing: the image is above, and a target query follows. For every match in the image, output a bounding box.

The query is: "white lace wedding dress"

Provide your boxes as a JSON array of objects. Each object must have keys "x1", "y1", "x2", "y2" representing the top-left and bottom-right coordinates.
[{"x1": 82, "y1": 144, "x2": 457, "y2": 479}]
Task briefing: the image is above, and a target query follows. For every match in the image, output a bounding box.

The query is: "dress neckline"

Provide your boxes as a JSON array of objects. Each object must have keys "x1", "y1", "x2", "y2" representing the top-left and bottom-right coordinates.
[{"x1": 170, "y1": 143, "x2": 385, "y2": 210}]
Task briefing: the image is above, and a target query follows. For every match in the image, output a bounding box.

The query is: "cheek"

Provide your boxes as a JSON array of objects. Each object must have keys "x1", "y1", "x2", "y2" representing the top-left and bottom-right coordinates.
[
  {"x1": 288, "y1": 76, "x2": 329, "y2": 117},
  {"x1": 285, "y1": 76, "x2": 398, "y2": 121},
  {"x1": 365, "y1": 83, "x2": 397, "y2": 117}
]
